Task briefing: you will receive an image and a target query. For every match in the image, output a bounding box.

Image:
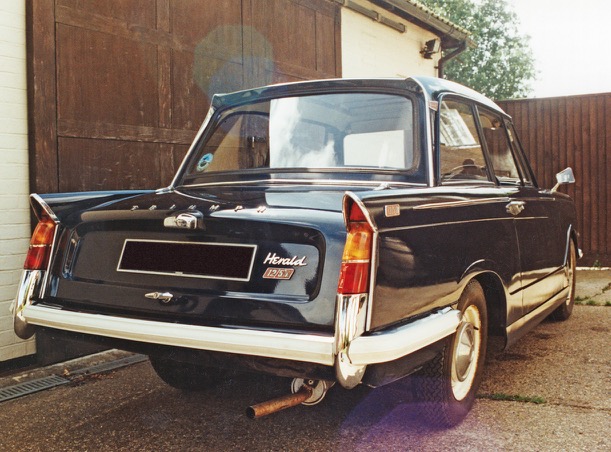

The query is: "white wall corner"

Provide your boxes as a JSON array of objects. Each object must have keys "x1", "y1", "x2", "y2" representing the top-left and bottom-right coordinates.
[
  {"x1": 0, "y1": 2, "x2": 35, "y2": 362},
  {"x1": 340, "y1": 0, "x2": 441, "y2": 78}
]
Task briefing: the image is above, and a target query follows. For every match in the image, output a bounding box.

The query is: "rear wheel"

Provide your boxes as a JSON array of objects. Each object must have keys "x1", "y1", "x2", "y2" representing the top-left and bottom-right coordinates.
[
  {"x1": 550, "y1": 240, "x2": 576, "y2": 321},
  {"x1": 149, "y1": 356, "x2": 230, "y2": 391},
  {"x1": 413, "y1": 280, "x2": 488, "y2": 427}
]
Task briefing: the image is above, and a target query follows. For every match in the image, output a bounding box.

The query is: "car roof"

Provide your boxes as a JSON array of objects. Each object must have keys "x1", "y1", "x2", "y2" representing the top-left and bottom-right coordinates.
[
  {"x1": 410, "y1": 76, "x2": 503, "y2": 113},
  {"x1": 211, "y1": 76, "x2": 506, "y2": 117}
]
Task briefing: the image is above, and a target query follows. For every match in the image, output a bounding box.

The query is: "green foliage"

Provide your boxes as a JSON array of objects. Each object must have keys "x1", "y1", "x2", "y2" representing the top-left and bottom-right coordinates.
[{"x1": 419, "y1": 0, "x2": 535, "y2": 100}]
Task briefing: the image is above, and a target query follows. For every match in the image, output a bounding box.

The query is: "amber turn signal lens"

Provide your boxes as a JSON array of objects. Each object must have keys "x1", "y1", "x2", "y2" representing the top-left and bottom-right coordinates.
[
  {"x1": 342, "y1": 222, "x2": 372, "y2": 261},
  {"x1": 338, "y1": 201, "x2": 373, "y2": 295},
  {"x1": 24, "y1": 218, "x2": 56, "y2": 270}
]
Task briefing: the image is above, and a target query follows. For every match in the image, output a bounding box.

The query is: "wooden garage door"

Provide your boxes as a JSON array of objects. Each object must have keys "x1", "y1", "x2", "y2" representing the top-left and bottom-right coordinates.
[{"x1": 28, "y1": 0, "x2": 341, "y2": 194}]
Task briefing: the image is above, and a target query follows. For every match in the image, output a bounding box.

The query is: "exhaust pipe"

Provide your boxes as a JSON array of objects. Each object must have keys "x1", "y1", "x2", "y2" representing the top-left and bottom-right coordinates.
[
  {"x1": 246, "y1": 379, "x2": 333, "y2": 419},
  {"x1": 246, "y1": 384, "x2": 313, "y2": 419}
]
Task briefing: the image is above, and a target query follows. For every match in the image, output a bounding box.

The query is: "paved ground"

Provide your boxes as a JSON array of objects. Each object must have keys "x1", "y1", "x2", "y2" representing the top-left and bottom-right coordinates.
[
  {"x1": 574, "y1": 268, "x2": 611, "y2": 305},
  {"x1": 0, "y1": 270, "x2": 609, "y2": 451}
]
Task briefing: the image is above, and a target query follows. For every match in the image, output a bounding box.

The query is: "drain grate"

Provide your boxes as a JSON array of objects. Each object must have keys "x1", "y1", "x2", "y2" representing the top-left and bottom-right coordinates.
[
  {"x1": 69, "y1": 354, "x2": 148, "y2": 377},
  {"x1": 0, "y1": 375, "x2": 70, "y2": 403},
  {"x1": 0, "y1": 354, "x2": 148, "y2": 404}
]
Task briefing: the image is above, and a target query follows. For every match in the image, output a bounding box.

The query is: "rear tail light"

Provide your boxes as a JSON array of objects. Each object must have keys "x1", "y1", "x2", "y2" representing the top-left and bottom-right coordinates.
[
  {"x1": 24, "y1": 217, "x2": 57, "y2": 270},
  {"x1": 338, "y1": 199, "x2": 373, "y2": 295}
]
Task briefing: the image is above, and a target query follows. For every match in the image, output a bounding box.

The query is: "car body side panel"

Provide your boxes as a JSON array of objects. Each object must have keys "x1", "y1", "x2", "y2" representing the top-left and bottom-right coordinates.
[
  {"x1": 358, "y1": 186, "x2": 522, "y2": 331},
  {"x1": 511, "y1": 187, "x2": 577, "y2": 314}
]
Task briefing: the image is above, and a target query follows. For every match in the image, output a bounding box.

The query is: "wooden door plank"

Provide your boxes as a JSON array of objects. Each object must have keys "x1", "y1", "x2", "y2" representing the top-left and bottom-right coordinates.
[{"x1": 27, "y1": 0, "x2": 58, "y2": 193}]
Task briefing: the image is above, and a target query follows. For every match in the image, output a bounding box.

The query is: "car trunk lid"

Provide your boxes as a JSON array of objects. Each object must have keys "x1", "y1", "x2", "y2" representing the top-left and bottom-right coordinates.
[{"x1": 41, "y1": 185, "x2": 350, "y2": 332}]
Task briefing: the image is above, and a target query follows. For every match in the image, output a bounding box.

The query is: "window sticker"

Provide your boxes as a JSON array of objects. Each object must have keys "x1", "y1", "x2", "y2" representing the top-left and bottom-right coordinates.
[{"x1": 196, "y1": 153, "x2": 214, "y2": 172}]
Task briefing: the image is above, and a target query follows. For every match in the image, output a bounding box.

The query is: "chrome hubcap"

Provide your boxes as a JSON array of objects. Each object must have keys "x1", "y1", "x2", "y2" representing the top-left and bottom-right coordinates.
[
  {"x1": 451, "y1": 305, "x2": 481, "y2": 401},
  {"x1": 454, "y1": 323, "x2": 475, "y2": 382}
]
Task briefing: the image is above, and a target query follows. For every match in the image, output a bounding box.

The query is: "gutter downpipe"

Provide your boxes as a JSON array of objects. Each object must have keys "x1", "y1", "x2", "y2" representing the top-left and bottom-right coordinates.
[{"x1": 437, "y1": 41, "x2": 468, "y2": 78}]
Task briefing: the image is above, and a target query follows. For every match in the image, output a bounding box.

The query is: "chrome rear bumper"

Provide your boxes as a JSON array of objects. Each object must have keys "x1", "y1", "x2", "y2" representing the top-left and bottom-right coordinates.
[{"x1": 13, "y1": 270, "x2": 460, "y2": 387}]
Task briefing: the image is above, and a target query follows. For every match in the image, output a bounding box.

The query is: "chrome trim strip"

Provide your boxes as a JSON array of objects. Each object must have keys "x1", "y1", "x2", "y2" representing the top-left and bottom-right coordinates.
[
  {"x1": 116, "y1": 239, "x2": 258, "y2": 282},
  {"x1": 343, "y1": 191, "x2": 378, "y2": 232},
  {"x1": 383, "y1": 216, "x2": 511, "y2": 233},
  {"x1": 341, "y1": 192, "x2": 379, "y2": 334},
  {"x1": 28, "y1": 195, "x2": 60, "y2": 299},
  {"x1": 515, "y1": 216, "x2": 547, "y2": 221},
  {"x1": 505, "y1": 286, "x2": 569, "y2": 348},
  {"x1": 22, "y1": 304, "x2": 336, "y2": 366},
  {"x1": 408, "y1": 77, "x2": 435, "y2": 186},
  {"x1": 347, "y1": 308, "x2": 461, "y2": 365},
  {"x1": 40, "y1": 224, "x2": 60, "y2": 300},
  {"x1": 413, "y1": 197, "x2": 511, "y2": 210},
  {"x1": 382, "y1": 216, "x2": 547, "y2": 233},
  {"x1": 30, "y1": 193, "x2": 59, "y2": 222},
  {"x1": 367, "y1": 229, "x2": 379, "y2": 333},
  {"x1": 180, "y1": 179, "x2": 426, "y2": 189},
  {"x1": 169, "y1": 106, "x2": 215, "y2": 190}
]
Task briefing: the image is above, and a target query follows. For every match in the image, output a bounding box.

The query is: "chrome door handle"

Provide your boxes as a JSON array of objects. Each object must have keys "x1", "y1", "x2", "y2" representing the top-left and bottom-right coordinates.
[
  {"x1": 145, "y1": 292, "x2": 174, "y2": 304},
  {"x1": 506, "y1": 200, "x2": 525, "y2": 216}
]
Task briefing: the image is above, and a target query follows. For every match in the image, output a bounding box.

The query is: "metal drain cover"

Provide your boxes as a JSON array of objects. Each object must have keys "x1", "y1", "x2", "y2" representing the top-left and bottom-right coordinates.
[
  {"x1": 69, "y1": 354, "x2": 147, "y2": 377},
  {"x1": 0, "y1": 374, "x2": 70, "y2": 403}
]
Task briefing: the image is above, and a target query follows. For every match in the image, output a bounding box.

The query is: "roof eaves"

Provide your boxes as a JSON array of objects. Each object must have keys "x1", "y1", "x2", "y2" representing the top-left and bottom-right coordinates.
[{"x1": 367, "y1": 0, "x2": 475, "y2": 49}]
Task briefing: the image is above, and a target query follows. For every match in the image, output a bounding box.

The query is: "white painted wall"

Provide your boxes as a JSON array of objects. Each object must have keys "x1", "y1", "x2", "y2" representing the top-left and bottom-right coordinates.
[
  {"x1": 341, "y1": 1, "x2": 440, "y2": 78},
  {"x1": 0, "y1": 2, "x2": 35, "y2": 361}
]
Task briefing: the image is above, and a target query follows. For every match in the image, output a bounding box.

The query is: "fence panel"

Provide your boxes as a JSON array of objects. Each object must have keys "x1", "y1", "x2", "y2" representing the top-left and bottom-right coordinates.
[{"x1": 498, "y1": 93, "x2": 610, "y2": 266}]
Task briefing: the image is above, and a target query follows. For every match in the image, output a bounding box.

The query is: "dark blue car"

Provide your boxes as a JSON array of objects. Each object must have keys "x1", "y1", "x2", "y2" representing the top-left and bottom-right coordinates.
[{"x1": 13, "y1": 77, "x2": 578, "y2": 426}]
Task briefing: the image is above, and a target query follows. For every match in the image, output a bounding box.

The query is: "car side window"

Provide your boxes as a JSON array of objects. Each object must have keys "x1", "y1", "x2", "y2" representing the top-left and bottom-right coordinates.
[
  {"x1": 439, "y1": 100, "x2": 489, "y2": 182},
  {"x1": 478, "y1": 108, "x2": 521, "y2": 184}
]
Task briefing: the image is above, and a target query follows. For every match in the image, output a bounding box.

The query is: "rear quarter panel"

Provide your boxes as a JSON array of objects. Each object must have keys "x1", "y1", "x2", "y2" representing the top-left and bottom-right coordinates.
[{"x1": 360, "y1": 187, "x2": 522, "y2": 331}]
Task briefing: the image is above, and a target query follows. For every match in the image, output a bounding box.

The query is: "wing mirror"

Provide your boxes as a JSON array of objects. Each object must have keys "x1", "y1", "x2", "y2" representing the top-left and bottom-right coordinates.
[{"x1": 551, "y1": 167, "x2": 575, "y2": 192}]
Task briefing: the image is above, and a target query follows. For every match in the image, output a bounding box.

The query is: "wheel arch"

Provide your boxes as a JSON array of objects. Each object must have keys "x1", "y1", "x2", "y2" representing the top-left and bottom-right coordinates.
[
  {"x1": 459, "y1": 259, "x2": 509, "y2": 342},
  {"x1": 472, "y1": 272, "x2": 507, "y2": 340},
  {"x1": 568, "y1": 226, "x2": 580, "y2": 263}
]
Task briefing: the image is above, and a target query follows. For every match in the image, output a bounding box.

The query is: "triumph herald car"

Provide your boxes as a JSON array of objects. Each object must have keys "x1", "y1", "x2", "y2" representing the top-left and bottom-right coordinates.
[{"x1": 13, "y1": 76, "x2": 578, "y2": 426}]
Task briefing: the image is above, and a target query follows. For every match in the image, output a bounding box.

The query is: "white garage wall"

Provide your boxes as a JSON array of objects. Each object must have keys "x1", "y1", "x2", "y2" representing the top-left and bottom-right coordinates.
[
  {"x1": 0, "y1": 2, "x2": 35, "y2": 361},
  {"x1": 341, "y1": 0, "x2": 440, "y2": 78}
]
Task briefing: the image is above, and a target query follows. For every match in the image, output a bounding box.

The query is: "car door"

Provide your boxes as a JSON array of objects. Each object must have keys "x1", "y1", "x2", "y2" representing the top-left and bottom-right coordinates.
[
  {"x1": 436, "y1": 98, "x2": 523, "y2": 322},
  {"x1": 476, "y1": 108, "x2": 567, "y2": 315}
]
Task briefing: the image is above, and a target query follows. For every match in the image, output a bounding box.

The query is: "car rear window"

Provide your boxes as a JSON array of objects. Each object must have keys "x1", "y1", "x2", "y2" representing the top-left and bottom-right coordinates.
[{"x1": 182, "y1": 92, "x2": 420, "y2": 182}]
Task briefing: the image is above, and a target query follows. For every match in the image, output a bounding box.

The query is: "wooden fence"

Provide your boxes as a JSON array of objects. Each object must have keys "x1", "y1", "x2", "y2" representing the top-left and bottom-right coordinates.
[{"x1": 498, "y1": 93, "x2": 610, "y2": 266}]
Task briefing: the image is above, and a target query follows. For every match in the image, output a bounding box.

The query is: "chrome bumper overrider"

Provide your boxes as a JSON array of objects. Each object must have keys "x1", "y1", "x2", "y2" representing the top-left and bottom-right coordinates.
[
  {"x1": 12, "y1": 270, "x2": 43, "y2": 339},
  {"x1": 346, "y1": 308, "x2": 461, "y2": 365},
  {"x1": 13, "y1": 270, "x2": 461, "y2": 387}
]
